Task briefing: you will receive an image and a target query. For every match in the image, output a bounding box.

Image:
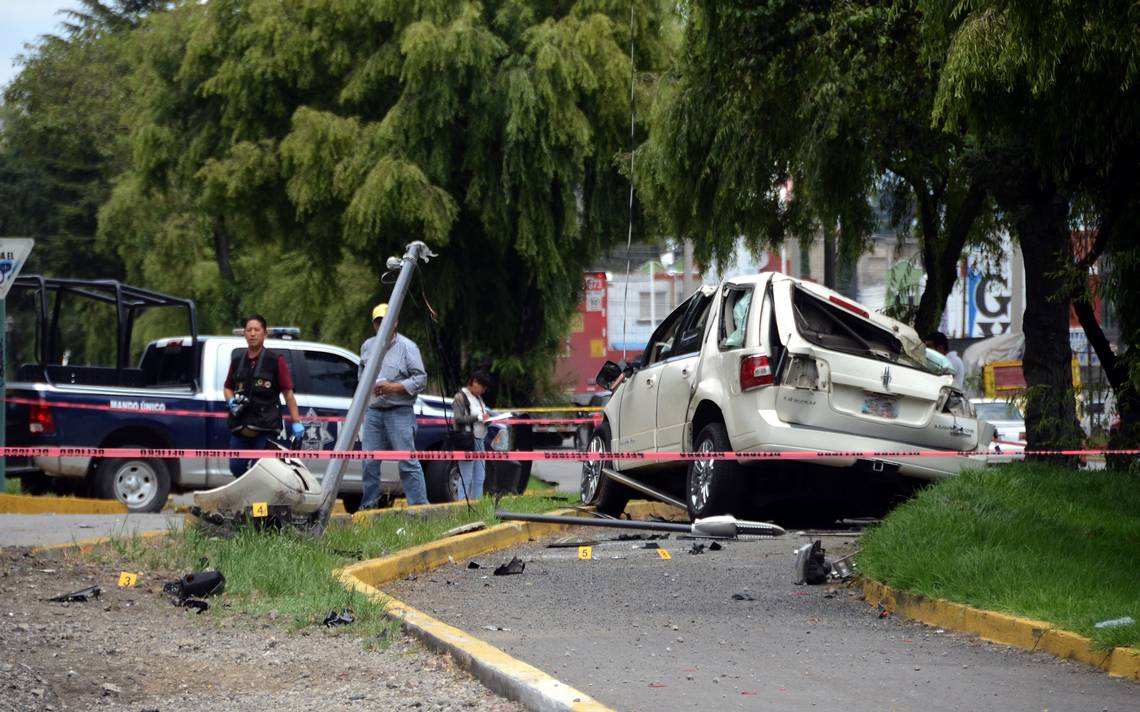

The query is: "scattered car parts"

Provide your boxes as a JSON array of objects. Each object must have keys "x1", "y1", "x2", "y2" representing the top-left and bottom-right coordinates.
[{"x1": 46, "y1": 585, "x2": 101, "y2": 603}]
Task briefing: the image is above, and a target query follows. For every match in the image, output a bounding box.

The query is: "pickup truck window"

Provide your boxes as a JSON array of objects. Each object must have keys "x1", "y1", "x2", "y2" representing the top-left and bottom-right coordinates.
[
  {"x1": 719, "y1": 286, "x2": 753, "y2": 349},
  {"x1": 301, "y1": 350, "x2": 358, "y2": 398}
]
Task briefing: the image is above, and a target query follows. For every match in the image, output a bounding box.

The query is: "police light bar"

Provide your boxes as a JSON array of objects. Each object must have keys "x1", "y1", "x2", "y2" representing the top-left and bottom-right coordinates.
[{"x1": 230, "y1": 327, "x2": 302, "y2": 339}]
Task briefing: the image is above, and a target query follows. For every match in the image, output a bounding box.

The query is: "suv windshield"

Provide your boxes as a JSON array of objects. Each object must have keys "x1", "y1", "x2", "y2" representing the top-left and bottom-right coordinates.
[{"x1": 792, "y1": 287, "x2": 927, "y2": 370}]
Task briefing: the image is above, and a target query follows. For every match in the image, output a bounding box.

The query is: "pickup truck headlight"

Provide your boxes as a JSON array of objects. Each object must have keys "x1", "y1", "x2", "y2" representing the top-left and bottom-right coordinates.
[
  {"x1": 938, "y1": 388, "x2": 975, "y2": 418},
  {"x1": 490, "y1": 426, "x2": 510, "y2": 452}
]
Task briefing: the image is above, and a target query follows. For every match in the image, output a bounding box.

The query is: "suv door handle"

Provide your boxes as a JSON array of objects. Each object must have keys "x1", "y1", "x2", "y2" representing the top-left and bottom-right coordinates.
[
  {"x1": 645, "y1": 376, "x2": 656, "y2": 387},
  {"x1": 680, "y1": 367, "x2": 690, "y2": 378}
]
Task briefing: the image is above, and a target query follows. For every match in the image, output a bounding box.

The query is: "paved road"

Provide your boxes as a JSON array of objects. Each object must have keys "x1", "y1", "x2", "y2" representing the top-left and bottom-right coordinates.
[
  {"x1": 385, "y1": 527, "x2": 1136, "y2": 712},
  {"x1": 0, "y1": 512, "x2": 182, "y2": 547},
  {"x1": 530, "y1": 460, "x2": 581, "y2": 493}
]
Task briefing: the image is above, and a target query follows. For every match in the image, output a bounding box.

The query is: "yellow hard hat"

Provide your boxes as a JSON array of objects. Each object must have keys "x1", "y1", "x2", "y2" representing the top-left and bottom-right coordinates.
[{"x1": 371, "y1": 303, "x2": 389, "y2": 320}]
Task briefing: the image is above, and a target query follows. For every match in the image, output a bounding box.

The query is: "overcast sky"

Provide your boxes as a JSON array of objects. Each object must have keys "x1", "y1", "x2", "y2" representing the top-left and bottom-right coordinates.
[{"x1": 0, "y1": 1, "x2": 78, "y2": 90}]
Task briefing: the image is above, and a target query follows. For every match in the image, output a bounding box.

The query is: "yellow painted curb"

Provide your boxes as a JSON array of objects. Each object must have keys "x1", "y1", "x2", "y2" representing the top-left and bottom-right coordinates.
[
  {"x1": 863, "y1": 579, "x2": 1139, "y2": 681},
  {"x1": 343, "y1": 500, "x2": 687, "y2": 588},
  {"x1": 31, "y1": 528, "x2": 172, "y2": 555},
  {"x1": 338, "y1": 500, "x2": 686, "y2": 711},
  {"x1": 0, "y1": 493, "x2": 128, "y2": 515},
  {"x1": 339, "y1": 572, "x2": 611, "y2": 712}
]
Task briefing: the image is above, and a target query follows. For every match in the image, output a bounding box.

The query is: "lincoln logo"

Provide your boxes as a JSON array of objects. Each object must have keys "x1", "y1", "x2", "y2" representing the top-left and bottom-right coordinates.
[{"x1": 881, "y1": 367, "x2": 892, "y2": 390}]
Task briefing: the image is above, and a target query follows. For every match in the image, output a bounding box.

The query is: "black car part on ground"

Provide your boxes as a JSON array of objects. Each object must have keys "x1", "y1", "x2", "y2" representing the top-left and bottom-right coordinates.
[{"x1": 46, "y1": 585, "x2": 102, "y2": 603}]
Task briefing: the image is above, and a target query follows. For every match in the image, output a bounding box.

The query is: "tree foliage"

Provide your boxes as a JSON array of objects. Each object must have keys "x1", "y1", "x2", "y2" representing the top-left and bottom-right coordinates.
[
  {"x1": 637, "y1": 0, "x2": 994, "y2": 335},
  {"x1": 920, "y1": 0, "x2": 1140, "y2": 459},
  {"x1": 100, "y1": 0, "x2": 674, "y2": 400},
  {"x1": 0, "y1": 1, "x2": 166, "y2": 277}
]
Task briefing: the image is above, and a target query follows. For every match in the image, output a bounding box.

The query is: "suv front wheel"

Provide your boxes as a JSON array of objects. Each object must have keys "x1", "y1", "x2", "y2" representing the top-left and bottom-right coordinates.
[{"x1": 686, "y1": 422, "x2": 741, "y2": 519}]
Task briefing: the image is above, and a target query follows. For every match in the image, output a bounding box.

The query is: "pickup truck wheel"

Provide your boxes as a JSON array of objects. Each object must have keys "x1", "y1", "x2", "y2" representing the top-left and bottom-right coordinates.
[
  {"x1": 687, "y1": 422, "x2": 740, "y2": 518},
  {"x1": 424, "y1": 459, "x2": 461, "y2": 503},
  {"x1": 94, "y1": 456, "x2": 171, "y2": 513}
]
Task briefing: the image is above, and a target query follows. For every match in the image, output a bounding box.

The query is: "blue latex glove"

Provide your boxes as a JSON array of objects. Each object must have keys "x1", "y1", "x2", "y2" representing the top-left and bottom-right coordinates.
[
  {"x1": 227, "y1": 397, "x2": 241, "y2": 416},
  {"x1": 291, "y1": 423, "x2": 305, "y2": 437}
]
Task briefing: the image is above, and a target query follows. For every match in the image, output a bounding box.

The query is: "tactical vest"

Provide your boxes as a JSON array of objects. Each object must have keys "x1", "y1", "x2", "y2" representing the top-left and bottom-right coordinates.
[{"x1": 227, "y1": 349, "x2": 284, "y2": 435}]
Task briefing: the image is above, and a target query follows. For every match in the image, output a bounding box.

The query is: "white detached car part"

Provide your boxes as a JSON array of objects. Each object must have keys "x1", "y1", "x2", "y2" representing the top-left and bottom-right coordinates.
[{"x1": 582, "y1": 272, "x2": 994, "y2": 519}]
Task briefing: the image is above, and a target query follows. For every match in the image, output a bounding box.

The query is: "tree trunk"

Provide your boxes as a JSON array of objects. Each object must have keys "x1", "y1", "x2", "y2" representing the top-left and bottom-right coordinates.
[
  {"x1": 212, "y1": 219, "x2": 241, "y2": 324},
  {"x1": 912, "y1": 182, "x2": 985, "y2": 337},
  {"x1": 1005, "y1": 183, "x2": 1082, "y2": 464}
]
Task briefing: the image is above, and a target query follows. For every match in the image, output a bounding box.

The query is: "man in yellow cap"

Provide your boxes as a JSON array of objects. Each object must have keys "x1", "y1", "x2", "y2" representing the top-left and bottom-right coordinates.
[{"x1": 358, "y1": 303, "x2": 428, "y2": 507}]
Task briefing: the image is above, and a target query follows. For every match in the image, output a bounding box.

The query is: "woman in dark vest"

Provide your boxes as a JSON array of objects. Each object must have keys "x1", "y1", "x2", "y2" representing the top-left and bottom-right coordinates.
[{"x1": 223, "y1": 314, "x2": 304, "y2": 477}]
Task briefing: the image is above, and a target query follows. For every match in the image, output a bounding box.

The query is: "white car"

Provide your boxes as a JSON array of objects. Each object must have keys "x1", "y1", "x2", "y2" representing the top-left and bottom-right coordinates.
[
  {"x1": 972, "y1": 398, "x2": 1026, "y2": 464},
  {"x1": 581, "y1": 272, "x2": 994, "y2": 519}
]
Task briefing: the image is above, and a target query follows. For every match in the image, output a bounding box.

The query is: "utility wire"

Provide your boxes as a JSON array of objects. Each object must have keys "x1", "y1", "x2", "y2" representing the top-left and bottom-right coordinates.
[{"x1": 621, "y1": 0, "x2": 636, "y2": 362}]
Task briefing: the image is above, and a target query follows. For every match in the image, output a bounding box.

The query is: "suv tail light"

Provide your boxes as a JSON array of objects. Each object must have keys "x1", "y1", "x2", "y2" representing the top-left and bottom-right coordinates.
[
  {"x1": 740, "y1": 354, "x2": 773, "y2": 391},
  {"x1": 29, "y1": 403, "x2": 55, "y2": 434}
]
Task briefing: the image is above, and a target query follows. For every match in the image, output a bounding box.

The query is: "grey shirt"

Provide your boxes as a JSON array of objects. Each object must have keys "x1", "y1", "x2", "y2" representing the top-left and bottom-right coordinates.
[{"x1": 359, "y1": 333, "x2": 427, "y2": 408}]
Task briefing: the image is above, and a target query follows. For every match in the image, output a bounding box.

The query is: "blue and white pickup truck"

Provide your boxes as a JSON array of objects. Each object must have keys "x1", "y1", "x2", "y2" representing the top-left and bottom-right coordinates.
[{"x1": 4, "y1": 278, "x2": 519, "y2": 512}]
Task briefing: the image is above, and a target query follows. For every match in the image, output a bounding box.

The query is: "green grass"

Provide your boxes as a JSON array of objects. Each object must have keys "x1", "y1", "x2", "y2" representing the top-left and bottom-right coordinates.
[
  {"x1": 858, "y1": 462, "x2": 1140, "y2": 650},
  {"x1": 3, "y1": 477, "x2": 19, "y2": 494},
  {"x1": 92, "y1": 492, "x2": 574, "y2": 644}
]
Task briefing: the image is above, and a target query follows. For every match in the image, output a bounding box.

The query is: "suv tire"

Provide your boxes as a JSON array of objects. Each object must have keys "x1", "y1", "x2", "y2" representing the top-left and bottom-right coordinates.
[
  {"x1": 581, "y1": 422, "x2": 632, "y2": 516},
  {"x1": 686, "y1": 422, "x2": 740, "y2": 518}
]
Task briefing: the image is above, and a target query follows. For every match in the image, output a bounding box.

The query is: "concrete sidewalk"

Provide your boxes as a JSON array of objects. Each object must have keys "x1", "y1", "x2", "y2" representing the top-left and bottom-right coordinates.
[{"x1": 0, "y1": 512, "x2": 183, "y2": 548}]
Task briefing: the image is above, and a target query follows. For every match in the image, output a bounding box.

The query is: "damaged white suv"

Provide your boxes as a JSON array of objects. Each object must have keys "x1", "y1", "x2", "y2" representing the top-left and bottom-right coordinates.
[{"x1": 581, "y1": 272, "x2": 993, "y2": 519}]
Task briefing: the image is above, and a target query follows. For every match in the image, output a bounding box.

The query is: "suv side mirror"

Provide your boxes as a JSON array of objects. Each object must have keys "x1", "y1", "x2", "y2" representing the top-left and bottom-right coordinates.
[{"x1": 595, "y1": 360, "x2": 623, "y2": 390}]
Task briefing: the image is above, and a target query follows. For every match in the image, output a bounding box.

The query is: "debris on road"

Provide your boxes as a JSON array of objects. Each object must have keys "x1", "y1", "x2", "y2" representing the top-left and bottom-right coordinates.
[
  {"x1": 162, "y1": 570, "x2": 226, "y2": 600},
  {"x1": 46, "y1": 585, "x2": 102, "y2": 603},
  {"x1": 323, "y1": 610, "x2": 355, "y2": 627},
  {"x1": 467, "y1": 561, "x2": 483, "y2": 569},
  {"x1": 493, "y1": 557, "x2": 525, "y2": 576},
  {"x1": 443, "y1": 521, "x2": 486, "y2": 537},
  {"x1": 546, "y1": 537, "x2": 600, "y2": 548},
  {"x1": 731, "y1": 592, "x2": 755, "y2": 601},
  {"x1": 1094, "y1": 616, "x2": 1135, "y2": 629}
]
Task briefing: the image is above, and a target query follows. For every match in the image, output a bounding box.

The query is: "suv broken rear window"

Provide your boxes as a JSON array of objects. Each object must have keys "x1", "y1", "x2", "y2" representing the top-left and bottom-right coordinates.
[{"x1": 791, "y1": 288, "x2": 926, "y2": 370}]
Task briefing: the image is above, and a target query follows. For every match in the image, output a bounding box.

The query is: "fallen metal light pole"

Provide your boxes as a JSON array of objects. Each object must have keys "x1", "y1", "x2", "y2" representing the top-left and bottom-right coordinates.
[
  {"x1": 494, "y1": 511, "x2": 786, "y2": 537},
  {"x1": 311, "y1": 240, "x2": 437, "y2": 534}
]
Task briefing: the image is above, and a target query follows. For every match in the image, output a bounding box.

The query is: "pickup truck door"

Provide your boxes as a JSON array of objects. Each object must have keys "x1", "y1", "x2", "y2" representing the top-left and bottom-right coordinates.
[
  {"x1": 205, "y1": 346, "x2": 304, "y2": 487},
  {"x1": 614, "y1": 300, "x2": 690, "y2": 458},
  {"x1": 655, "y1": 290, "x2": 715, "y2": 451},
  {"x1": 289, "y1": 348, "x2": 368, "y2": 487}
]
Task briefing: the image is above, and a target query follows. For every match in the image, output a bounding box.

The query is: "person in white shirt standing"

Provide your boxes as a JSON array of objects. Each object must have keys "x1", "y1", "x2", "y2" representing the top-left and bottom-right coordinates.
[{"x1": 452, "y1": 370, "x2": 493, "y2": 499}]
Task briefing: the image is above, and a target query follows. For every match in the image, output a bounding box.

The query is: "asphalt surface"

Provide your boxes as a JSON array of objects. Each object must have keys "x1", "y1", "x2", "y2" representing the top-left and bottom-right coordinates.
[
  {"x1": 385, "y1": 527, "x2": 1137, "y2": 712},
  {"x1": 0, "y1": 512, "x2": 182, "y2": 547}
]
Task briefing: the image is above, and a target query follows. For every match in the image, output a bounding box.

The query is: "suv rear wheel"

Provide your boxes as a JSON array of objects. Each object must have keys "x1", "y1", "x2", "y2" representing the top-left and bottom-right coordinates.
[{"x1": 687, "y1": 422, "x2": 740, "y2": 518}]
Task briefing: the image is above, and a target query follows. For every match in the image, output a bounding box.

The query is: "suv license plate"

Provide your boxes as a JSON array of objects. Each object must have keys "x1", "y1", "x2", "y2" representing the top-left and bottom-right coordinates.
[{"x1": 862, "y1": 392, "x2": 899, "y2": 419}]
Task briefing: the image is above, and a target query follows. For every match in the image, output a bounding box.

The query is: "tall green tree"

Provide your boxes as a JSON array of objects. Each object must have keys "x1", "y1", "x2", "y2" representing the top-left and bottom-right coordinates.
[
  {"x1": 0, "y1": 0, "x2": 167, "y2": 278},
  {"x1": 637, "y1": 0, "x2": 993, "y2": 335},
  {"x1": 921, "y1": 0, "x2": 1140, "y2": 460},
  {"x1": 101, "y1": 0, "x2": 674, "y2": 400}
]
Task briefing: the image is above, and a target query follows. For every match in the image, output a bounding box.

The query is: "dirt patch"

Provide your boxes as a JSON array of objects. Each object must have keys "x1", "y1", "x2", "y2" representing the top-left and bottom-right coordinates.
[{"x1": 1, "y1": 547, "x2": 524, "y2": 712}]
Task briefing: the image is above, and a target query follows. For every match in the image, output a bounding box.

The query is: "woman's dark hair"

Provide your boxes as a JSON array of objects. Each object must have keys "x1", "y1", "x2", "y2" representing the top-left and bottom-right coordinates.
[
  {"x1": 244, "y1": 314, "x2": 268, "y2": 330},
  {"x1": 469, "y1": 369, "x2": 493, "y2": 388}
]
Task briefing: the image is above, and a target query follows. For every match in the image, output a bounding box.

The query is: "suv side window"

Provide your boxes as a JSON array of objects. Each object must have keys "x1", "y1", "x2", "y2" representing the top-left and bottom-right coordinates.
[
  {"x1": 719, "y1": 285, "x2": 753, "y2": 349},
  {"x1": 300, "y1": 350, "x2": 358, "y2": 398},
  {"x1": 643, "y1": 303, "x2": 688, "y2": 367},
  {"x1": 674, "y1": 293, "x2": 714, "y2": 357}
]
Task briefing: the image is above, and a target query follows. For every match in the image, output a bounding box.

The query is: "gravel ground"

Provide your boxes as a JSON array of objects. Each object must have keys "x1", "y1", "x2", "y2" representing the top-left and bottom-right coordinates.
[{"x1": 0, "y1": 548, "x2": 524, "y2": 712}]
